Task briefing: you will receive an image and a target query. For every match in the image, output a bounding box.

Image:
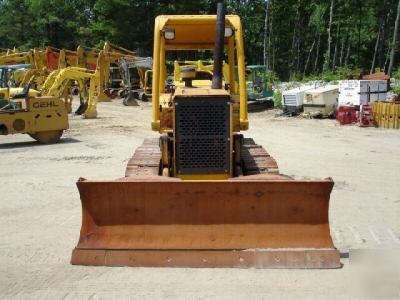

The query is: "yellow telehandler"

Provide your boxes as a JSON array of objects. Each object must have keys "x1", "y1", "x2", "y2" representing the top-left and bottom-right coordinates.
[
  {"x1": 71, "y1": 4, "x2": 339, "y2": 268},
  {"x1": 0, "y1": 67, "x2": 99, "y2": 143},
  {"x1": 0, "y1": 84, "x2": 68, "y2": 143},
  {"x1": 0, "y1": 51, "x2": 103, "y2": 143},
  {"x1": 2, "y1": 50, "x2": 104, "y2": 118}
]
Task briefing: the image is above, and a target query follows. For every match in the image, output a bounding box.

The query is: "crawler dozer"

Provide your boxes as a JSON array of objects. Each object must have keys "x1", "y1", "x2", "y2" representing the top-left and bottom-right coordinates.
[{"x1": 71, "y1": 4, "x2": 340, "y2": 268}]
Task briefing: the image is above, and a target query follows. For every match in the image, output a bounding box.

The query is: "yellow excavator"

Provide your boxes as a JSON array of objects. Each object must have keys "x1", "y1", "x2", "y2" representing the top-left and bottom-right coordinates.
[
  {"x1": 88, "y1": 42, "x2": 137, "y2": 102},
  {"x1": 43, "y1": 43, "x2": 130, "y2": 102},
  {"x1": 71, "y1": 4, "x2": 339, "y2": 269},
  {"x1": 39, "y1": 66, "x2": 100, "y2": 118},
  {"x1": 118, "y1": 56, "x2": 153, "y2": 105},
  {"x1": 1, "y1": 42, "x2": 135, "y2": 100},
  {"x1": 0, "y1": 50, "x2": 34, "y2": 66}
]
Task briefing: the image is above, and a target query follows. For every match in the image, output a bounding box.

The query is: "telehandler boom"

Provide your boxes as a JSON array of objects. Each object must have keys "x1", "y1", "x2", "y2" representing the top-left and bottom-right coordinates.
[{"x1": 71, "y1": 4, "x2": 339, "y2": 268}]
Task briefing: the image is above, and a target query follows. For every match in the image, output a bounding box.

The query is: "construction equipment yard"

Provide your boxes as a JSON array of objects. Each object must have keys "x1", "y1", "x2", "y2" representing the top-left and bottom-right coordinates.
[{"x1": 1, "y1": 99, "x2": 399, "y2": 299}]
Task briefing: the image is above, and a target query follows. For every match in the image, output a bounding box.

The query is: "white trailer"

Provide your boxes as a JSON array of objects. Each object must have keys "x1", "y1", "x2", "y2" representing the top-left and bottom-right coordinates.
[
  {"x1": 338, "y1": 80, "x2": 387, "y2": 109},
  {"x1": 303, "y1": 85, "x2": 339, "y2": 118},
  {"x1": 281, "y1": 85, "x2": 315, "y2": 114}
]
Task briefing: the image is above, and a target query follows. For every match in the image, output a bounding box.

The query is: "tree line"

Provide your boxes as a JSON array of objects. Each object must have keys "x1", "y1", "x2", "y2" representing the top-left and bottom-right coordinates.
[{"x1": 0, "y1": 0, "x2": 399, "y2": 80}]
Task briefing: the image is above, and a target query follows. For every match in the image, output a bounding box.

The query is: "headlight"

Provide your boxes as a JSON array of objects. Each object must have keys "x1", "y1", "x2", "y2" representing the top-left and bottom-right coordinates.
[
  {"x1": 163, "y1": 29, "x2": 175, "y2": 40},
  {"x1": 224, "y1": 27, "x2": 234, "y2": 37}
]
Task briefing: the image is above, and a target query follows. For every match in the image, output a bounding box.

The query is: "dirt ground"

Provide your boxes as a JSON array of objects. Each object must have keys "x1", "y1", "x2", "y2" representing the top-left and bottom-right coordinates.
[{"x1": 1, "y1": 99, "x2": 400, "y2": 299}]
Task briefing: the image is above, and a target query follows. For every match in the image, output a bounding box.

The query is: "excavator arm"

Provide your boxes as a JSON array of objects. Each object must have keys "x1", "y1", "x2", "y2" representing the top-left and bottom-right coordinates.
[
  {"x1": 45, "y1": 42, "x2": 137, "y2": 102},
  {"x1": 0, "y1": 51, "x2": 34, "y2": 65},
  {"x1": 119, "y1": 56, "x2": 153, "y2": 89},
  {"x1": 117, "y1": 56, "x2": 153, "y2": 105},
  {"x1": 41, "y1": 67, "x2": 100, "y2": 118}
]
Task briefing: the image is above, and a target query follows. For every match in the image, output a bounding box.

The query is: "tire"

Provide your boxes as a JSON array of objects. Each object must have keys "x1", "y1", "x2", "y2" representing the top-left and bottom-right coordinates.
[{"x1": 29, "y1": 130, "x2": 63, "y2": 144}]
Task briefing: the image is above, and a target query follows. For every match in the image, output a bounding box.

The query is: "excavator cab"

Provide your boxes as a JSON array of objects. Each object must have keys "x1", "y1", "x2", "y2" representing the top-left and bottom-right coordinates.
[
  {"x1": 143, "y1": 69, "x2": 152, "y2": 100},
  {"x1": 72, "y1": 4, "x2": 339, "y2": 268},
  {"x1": 119, "y1": 56, "x2": 153, "y2": 105}
]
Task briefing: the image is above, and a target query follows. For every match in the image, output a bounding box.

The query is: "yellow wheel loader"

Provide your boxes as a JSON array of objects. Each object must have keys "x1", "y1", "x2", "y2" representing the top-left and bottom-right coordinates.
[
  {"x1": 0, "y1": 64, "x2": 68, "y2": 143},
  {"x1": 0, "y1": 66, "x2": 99, "y2": 143},
  {"x1": 71, "y1": 4, "x2": 339, "y2": 269}
]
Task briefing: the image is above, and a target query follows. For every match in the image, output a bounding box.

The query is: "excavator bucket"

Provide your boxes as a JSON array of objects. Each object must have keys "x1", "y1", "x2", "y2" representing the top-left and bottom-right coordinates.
[
  {"x1": 74, "y1": 102, "x2": 87, "y2": 115},
  {"x1": 71, "y1": 176, "x2": 340, "y2": 269},
  {"x1": 122, "y1": 91, "x2": 139, "y2": 106}
]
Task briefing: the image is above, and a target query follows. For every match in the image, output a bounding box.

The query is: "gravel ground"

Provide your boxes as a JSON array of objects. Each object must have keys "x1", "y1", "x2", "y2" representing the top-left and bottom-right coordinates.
[{"x1": 1, "y1": 99, "x2": 399, "y2": 299}]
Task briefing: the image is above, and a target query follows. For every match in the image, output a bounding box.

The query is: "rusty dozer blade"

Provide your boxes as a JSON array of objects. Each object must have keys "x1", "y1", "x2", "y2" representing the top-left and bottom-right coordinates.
[{"x1": 71, "y1": 175, "x2": 340, "y2": 268}]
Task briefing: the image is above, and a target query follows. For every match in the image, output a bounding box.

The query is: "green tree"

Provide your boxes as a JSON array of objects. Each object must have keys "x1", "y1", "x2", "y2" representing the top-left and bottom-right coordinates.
[{"x1": 0, "y1": 0, "x2": 398, "y2": 80}]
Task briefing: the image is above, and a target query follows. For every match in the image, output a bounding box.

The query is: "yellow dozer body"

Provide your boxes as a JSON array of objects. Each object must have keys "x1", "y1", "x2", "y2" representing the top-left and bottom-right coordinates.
[
  {"x1": 72, "y1": 6, "x2": 340, "y2": 268},
  {"x1": 173, "y1": 60, "x2": 232, "y2": 89}
]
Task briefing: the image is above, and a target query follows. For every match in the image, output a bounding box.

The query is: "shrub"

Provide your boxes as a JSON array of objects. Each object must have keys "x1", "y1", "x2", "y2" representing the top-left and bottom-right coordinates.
[{"x1": 273, "y1": 90, "x2": 282, "y2": 108}]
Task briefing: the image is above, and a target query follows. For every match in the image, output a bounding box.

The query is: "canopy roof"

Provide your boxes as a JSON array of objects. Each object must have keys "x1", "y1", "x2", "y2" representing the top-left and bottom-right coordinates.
[{"x1": 155, "y1": 15, "x2": 241, "y2": 50}]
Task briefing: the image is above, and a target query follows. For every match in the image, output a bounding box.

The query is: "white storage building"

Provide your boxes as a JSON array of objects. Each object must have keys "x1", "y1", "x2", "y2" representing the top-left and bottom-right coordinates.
[
  {"x1": 338, "y1": 80, "x2": 387, "y2": 108},
  {"x1": 281, "y1": 84, "x2": 315, "y2": 114},
  {"x1": 303, "y1": 85, "x2": 339, "y2": 117}
]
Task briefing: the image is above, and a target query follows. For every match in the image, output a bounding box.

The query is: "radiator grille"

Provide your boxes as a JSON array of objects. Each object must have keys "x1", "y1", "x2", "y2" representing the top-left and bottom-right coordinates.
[
  {"x1": 283, "y1": 94, "x2": 297, "y2": 106},
  {"x1": 175, "y1": 97, "x2": 230, "y2": 174}
]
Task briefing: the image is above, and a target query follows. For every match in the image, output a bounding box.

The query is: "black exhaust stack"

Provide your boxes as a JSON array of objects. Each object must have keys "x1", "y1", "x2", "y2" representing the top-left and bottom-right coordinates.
[{"x1": 212, "y1": 3, "x2": 225, "y2": 90}]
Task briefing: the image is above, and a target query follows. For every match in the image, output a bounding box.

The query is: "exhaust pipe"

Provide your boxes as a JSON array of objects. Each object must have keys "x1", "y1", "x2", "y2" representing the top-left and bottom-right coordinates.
[{"x1": 212, "y1": 2, "x2": 225, "y2": 90}]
